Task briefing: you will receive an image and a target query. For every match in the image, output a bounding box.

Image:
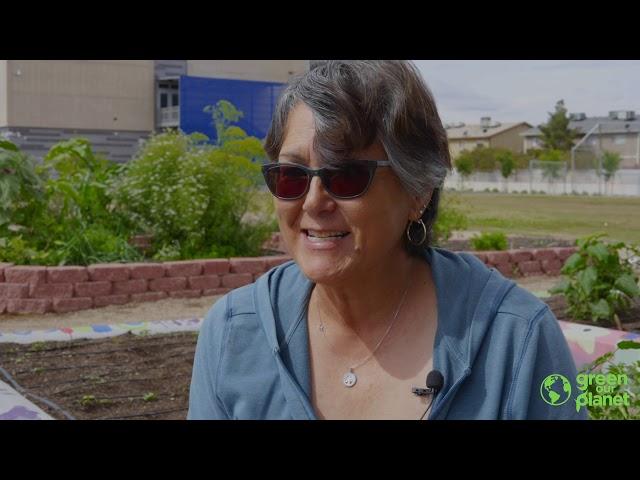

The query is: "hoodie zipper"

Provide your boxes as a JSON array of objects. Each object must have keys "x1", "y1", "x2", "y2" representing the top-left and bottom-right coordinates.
[{"x1": 272, "y1": 347, "x2": 318, "y2": 420}]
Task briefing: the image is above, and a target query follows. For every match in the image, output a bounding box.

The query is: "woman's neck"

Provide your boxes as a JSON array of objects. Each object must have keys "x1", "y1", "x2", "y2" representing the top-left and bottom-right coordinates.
[{"x1": 311, "y1": 250, "x2": 423, "y2": 339}]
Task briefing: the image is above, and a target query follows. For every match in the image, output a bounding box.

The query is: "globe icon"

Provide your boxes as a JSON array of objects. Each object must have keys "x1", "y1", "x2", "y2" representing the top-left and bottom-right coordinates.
[{"x1": 540, "y1": 374, "x2": 572, "y2": 406}]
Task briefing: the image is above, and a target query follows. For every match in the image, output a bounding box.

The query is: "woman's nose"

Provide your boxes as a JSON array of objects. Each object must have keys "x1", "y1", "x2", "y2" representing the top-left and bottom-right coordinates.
[{"x1": 302, "y1": 176, "x2": 336, "y2": 213}]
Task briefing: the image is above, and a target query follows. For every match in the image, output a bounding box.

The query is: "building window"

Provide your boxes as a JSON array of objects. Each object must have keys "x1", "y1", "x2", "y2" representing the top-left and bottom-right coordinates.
[{"x1": 614, "y1": 135, "x2": 626, "y2": 145}]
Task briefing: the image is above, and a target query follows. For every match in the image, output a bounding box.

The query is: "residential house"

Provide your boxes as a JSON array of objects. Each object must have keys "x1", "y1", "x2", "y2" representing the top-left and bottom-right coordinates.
[{"x1": 445, "y1": 117, "x2": 532, "y2": 158}]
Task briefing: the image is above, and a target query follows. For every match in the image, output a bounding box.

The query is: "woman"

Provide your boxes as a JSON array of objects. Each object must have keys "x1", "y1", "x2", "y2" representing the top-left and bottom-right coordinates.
[{"x1": 188, "y1": 60, "x2": 585, "y2": 420}]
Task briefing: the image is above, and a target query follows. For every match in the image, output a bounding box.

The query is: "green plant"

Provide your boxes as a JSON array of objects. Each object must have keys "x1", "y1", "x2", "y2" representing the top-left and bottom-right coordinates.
[
  {"x1": 538, "y1": 99, "x2": 580, "y2": 151},
  {"x1": 601, "y1": 151, "x2": 622, "y2": 183},
  {"x1": 579, "y1": 340, "x2": 640, "y2": 420},
  {"x1": 496, "y1": 150, "x2": 515, "y2": 191},
  {"x1": 79, "y1": 395, "x2": 97, "y2": 407},
  {"x1": 0, "y1": 140, "x2": 47, "y2": 239},
  {"x1": 29, "y1": 342, "x2": 46, "y2": 352},
  {"x1": 432, "y1": 193, "x2": 468, "y2": 245},
  {"x1": 143, "y1": 392, "x2": 158, "y2": 402},
  {"x1": 454, "y1": 152, "x2": 474, "y2": 186},
  {"x1": 470, "y1": 231, "x2": 508, "y2": 251},
  {"x1": 111, "y1": 111, "x2": 273, "y2": 260},
  {"x1": 550, "y1": 233, "x2": 640, "y2": 326}
]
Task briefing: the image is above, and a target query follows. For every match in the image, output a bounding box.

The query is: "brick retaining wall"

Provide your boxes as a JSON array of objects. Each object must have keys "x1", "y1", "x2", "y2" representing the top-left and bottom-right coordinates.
[{"x1": 0, "y1": 245, "x2": 577, "y2": 315}]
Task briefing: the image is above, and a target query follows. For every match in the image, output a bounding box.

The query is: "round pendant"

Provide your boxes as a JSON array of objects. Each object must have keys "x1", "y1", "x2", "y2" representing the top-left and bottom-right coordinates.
[{"x1": 343, "y1": 371, "x2": 357, "y2": 388}]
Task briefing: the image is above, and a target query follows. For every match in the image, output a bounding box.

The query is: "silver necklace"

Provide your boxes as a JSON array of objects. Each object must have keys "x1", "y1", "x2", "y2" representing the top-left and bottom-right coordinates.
[{"x1": 315, "y1": 278, "x2": 411, "y2": 388}]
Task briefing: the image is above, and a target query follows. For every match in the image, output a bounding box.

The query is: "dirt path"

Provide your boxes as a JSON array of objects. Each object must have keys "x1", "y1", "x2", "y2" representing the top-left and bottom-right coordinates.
[{"x1": 0, "y1": 295, "x2": 223, "y2": 332}]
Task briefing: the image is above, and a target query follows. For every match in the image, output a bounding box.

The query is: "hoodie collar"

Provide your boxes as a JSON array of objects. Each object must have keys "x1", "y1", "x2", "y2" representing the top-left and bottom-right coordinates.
[{"x1": 254, "y1": 247, "x2": 516, "y2": 420}]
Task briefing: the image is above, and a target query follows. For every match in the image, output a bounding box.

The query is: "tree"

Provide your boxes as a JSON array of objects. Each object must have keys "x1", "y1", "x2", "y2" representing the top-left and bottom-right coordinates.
[
  {"x1": 601, "y1": 150, "x2": 622, "y2": 194},
  {"x1": 496, "y1": 151, "x2": 515, "y2": 192},
  {"x1": 454, "y1": 151, "x2": 474, "y2": 189},
  {"x1": 203, "y1": 100, "x2": 243, "y2": 146},
  {"x1": 538, "y1": 100, "x2": 579, "y2": 152}
]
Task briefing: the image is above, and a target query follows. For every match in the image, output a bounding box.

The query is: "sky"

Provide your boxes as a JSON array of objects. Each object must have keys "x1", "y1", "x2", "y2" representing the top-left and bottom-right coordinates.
[{"x1": 412, "y1": 60, "x2": 640, "y2": 127}]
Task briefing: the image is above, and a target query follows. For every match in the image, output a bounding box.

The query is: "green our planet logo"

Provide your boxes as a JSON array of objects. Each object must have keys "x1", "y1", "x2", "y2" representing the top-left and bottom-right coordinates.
[
  {"x1": 540, "y1": 374, "x2": 572, "y2": 406},
  {"x1": 540, "y1": 373, "x2": 630, "y2": 412}
]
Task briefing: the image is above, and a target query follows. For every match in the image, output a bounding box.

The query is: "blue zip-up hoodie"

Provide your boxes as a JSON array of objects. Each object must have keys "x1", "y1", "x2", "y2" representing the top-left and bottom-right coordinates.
[{"x1": 188, "y1": 247, "x2": 587, "y2": 420}]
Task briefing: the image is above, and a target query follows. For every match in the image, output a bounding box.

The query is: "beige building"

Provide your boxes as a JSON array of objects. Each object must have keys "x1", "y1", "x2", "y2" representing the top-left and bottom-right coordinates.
[
  {"x1": 445, "y1": 117, "x2": 532, "y2": 158},
  {"x1": 521, "y1": 111, "x2": 640, "y2": 168},
  {"x1": 0, "y1": 60, "x2": 309, "y2": 162}
]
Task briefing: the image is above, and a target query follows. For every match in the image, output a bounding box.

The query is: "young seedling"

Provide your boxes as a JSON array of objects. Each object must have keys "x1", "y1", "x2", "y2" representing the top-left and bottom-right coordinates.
[
  {"x1": 143, "y1": 392, "x2": 158, "y2": 402},
  {"x1": 80, "y1": 395, "x2": 97, "y2": 407},
  {"x1": 29, "y1": 342, "x2": 46, "y2": 352}
]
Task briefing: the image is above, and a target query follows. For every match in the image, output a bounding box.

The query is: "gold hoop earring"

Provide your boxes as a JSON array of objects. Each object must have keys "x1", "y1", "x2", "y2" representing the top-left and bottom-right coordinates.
[{"x1": 406, "y1": 219, "x2": 427, "y2": 246}]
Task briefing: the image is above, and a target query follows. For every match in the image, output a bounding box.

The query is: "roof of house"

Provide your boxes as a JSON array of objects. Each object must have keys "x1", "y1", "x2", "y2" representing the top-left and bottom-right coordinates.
[
  {"x1": 522, "y1": 115, "x2": 640, "y2": 137},
  {"x1": 446, "y1": 122, "x2": 532, "y2": 140}
]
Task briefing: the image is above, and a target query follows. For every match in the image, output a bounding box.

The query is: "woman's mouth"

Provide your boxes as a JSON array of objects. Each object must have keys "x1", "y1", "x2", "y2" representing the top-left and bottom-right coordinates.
[{"x1": 301, "y1": 229, "x2": 351, "y2": 248}]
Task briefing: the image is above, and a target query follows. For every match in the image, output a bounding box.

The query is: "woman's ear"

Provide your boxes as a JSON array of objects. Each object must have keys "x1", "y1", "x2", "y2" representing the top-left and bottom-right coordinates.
[{"x1": 410, "y1": 190, "x2": 434, "y2": 221}]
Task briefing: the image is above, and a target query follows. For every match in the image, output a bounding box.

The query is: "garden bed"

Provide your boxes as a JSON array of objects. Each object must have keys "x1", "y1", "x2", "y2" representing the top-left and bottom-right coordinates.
[
  {"x1": 441, "y1": 235, "x2": 574, "y2": 252},
  {"x1": 1, "y1": 293, "x2": 638, "y2": 422},
  {"x1": 0, "y1": 331, "x2": 197, "y2": 420},
  {"x1": 544, "y1": 294, "x2": 640, "y2": 333}
]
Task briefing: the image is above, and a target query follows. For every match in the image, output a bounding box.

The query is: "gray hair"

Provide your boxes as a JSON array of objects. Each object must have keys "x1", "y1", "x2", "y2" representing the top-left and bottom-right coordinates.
[{"x1": 264, "y1": 60, "x2": 452, "y2": 252}]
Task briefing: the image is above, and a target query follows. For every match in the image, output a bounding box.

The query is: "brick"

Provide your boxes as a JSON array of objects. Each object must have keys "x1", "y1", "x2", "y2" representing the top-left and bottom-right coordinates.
[
  {"x1": 188, "y1": 275, "x2": 220, "y2": 290},
  {"x1": 202, "y1": 259, "x2": 230, "y2": 275},
  {"x1": 7, "y1": 298, "x2": 52, "y2": 314},
  {"x1": 164, "y1": 261, "x2": 202, "y2": 277},
  {"x1": 203, "y1": 288, "x2": 231, "y2": 296},
  {"x1": 93, "y1": 295, "x2": 130, "y2": 308},
  {"x1": 74, "y1": 281, "x2": 112, "y2": 297},
  {"x1": 129, "y1": 263, "x2": 165, "y2": 280},
  {"x1": 221, "y1": 273, "x2": 253, "y2": 288},
  {"x1": 541, "y1": 259, "x2": 563, "y2": 275},
  {"x1": 0, "y1": 283, "x2": 29, "y2": 299},
  {"x1": 532, "y1": 248, "x2": 558, "y2": 262},
  {"x1": 509, "y1": 249, "x2": 533, "y2": 263},
  {"x1": 0, "y1": 262, "x2": 14, "y2": 282},
  {"x1": 29, "y1": 283, "x2": 74, "y2": 299},
  {"x1": 113, "y1": 279, "x2": 148, "y2": 295},
  {"x1": 518, "y1": 260, "x2": 543, "y2": 276},
  {"x1": 168, "y1": 290, "x2": 202, "y2": 299},
  {"x1": 52, "y1": 297, "x2": 94, "y2": 313},
  {"x1": 148, "y1": 277, "x2": 187, "y2": 292},
  {"x1": 470, "y1": 252, "x2": 488, "y2": 263},
  {"x1": 46, "y1": 266, "x2": 88, "y2": 284},
  {"x1": 131, "y1": 291, "x2": 168, "y2": 303},
  {"x1": 494, "y1": 264, "x2": 515, "y2": 277},
  {"x1": 264, "y1": 255, "x2": 293, "y2": 269},
  {"x1": 88, "y1": 264, "x2": 131, "y2": 282},
  {"x1": 553, "y1": 247, "x2": 578, "y2": 261},
  {"x1": 230, "y1": 258, "x2": 267, "y2": 274},
  {"x1": 0, "y1": 299, "x2": 6, "y2": 313},
  {"x1": 5, "y1": 266, "x2": 47, "y2": 285},
  {"x1": 485, "y1": 252, "x2": 510, "y2": 265}
]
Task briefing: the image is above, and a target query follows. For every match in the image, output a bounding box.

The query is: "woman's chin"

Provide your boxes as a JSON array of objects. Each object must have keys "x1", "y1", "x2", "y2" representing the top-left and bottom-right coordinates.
[{"x1": 296, "y1": 258, "x2": 349, "y2": 285}]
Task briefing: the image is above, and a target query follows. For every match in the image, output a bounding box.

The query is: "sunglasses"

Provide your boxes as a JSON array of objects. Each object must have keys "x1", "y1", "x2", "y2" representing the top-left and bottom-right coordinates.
[{"x1": 261, "y1": 160, "x2": 391, "y2": 200}]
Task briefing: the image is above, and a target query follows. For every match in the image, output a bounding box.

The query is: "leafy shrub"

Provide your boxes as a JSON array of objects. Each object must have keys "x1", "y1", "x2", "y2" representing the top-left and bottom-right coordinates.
[
  {"x1": 470, "y1": 231, "x2": 508, "y2": 251},
  {"x1": 550, "y1": 234, "x2": 640, "y2": 326},
  {"x1": 0, "y1": 139, "x2": 46, "y2": 238},
  {"x1": 432, "y1": 193, "x2": 468, "y2": 245},
  {"x1": 111, "y1": 127, "x2": 272, "y2": 259},
  {"x1": 579, "y1": 340, "x2": 640, "y2": 420},
  {"x1": 0, "y1": 138, "x2": 138, "y2": 265}
]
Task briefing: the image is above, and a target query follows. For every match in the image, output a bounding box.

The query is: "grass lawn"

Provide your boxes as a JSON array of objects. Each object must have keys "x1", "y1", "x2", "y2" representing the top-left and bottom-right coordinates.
[{"x1": 451, "y1": 192, "x2": 640, "y2": 244}]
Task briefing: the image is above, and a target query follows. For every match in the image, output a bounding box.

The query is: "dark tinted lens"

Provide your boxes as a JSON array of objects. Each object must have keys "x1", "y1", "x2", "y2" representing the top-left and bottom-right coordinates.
[
  {"x1": 266, "y1": 165, "x2": 309, "y2": 199},
  {"x1": 326, "y1": 164, "x2": 372, "y2": 198}
]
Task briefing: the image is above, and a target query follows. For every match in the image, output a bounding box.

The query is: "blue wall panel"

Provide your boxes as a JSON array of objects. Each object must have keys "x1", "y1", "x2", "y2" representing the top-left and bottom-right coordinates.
[{"x1": 179, "y1": 75, "x2": 286, "y2": 144}]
